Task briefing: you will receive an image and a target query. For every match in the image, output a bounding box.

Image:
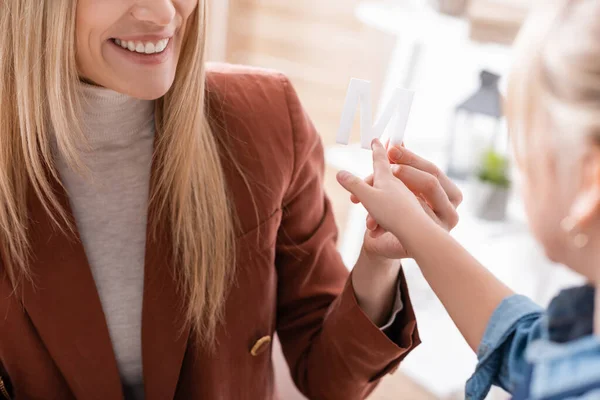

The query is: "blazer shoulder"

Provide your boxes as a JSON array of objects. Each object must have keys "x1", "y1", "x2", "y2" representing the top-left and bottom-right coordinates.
[
  {"x1": 206, "y1": 62, "x2": 287, "y2": 83},
  {"x1": 205, "y1": 63, "x2": 313, "y2": 152},
  {"x1": 206, "y1": 63, "x2": 291, "y2": 114},
  {"x1": 206, "y1": 64, "x2": 299, "y2": 223},
  {"x1": 205, "y1": 63, "x2": 300, "y2": 170}
]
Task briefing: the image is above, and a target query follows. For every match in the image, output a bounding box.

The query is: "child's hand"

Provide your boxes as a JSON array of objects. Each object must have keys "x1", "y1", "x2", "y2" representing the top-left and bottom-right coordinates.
[
  {"x1": 352, "y1": 143, "x2": 462, "y2": 234},
  {"x1": 336, "y1": 139, "x2": 459, "y2": 257}
]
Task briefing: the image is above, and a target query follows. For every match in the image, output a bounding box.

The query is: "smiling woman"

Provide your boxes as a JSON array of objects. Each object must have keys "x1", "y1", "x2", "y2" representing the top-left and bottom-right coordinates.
[
  {"x1": 0, "y1": 0, "x2": 464, "y2": 399},
  {"x1": 75, "y1": 0, "x2": 197, "y2": 98}
]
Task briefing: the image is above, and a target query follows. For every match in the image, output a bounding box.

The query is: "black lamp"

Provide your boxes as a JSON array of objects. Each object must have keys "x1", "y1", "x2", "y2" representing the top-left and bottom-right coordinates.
[{"x1": 446, "y1": 70, "x2": 504, "y2": 180}]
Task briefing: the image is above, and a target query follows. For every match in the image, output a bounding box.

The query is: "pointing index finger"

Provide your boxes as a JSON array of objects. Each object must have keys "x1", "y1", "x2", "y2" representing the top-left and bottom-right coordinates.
[{"x1": 371, "y1": 139, "x2": 391, "y2": 179}]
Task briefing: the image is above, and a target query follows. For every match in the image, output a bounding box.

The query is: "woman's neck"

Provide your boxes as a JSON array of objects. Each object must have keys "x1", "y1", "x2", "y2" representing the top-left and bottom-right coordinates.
[{"x1": 76, "y1": 81, "x2": 155, "y2": 149}]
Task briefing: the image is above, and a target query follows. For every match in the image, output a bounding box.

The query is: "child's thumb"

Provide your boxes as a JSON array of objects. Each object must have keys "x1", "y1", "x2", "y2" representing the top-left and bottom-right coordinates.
[{"x1": 336, "y1": 171, "x2": 372, "y2": 201}]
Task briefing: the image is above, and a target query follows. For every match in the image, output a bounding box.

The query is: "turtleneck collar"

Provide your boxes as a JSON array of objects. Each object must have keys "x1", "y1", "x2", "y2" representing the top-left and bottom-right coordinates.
[{"x1": 77, "y1": 82, "x2": 155, "y2": 149}]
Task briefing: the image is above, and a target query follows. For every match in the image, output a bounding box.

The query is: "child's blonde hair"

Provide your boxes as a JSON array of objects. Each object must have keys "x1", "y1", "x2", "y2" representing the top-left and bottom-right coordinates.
[{"x1": 507, "y1": 0, "x2": 600, "y2": 167}]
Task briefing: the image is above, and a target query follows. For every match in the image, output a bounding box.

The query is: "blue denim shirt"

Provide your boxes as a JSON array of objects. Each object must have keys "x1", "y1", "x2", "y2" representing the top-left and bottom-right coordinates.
[{"x1": 466, "y1": 286, "x2": 600, "y2": 400}]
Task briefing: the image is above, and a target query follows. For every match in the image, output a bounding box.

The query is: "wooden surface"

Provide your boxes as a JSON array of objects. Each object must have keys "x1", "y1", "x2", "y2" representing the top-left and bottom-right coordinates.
[
  {"x1": 224, "y1": 0, "x2": 395, "y2": 144},
  {"x1": 467, "y1": 0, "x2": 532, "y2": 44}
]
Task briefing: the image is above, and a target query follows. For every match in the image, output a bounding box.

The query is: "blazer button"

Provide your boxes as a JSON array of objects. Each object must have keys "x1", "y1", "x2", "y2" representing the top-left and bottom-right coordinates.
[{"x1": 250, "y1": 335, "x2": 272, "y2": 356}]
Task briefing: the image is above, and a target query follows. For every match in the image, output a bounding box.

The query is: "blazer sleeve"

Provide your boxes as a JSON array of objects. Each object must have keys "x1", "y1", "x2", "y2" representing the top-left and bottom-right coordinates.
[{"x1": 274, "y1": 75, "x2": 421, "y2": 400}]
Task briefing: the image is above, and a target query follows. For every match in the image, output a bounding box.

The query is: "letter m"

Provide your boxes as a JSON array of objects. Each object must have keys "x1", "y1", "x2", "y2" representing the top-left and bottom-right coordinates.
[{"x1": 336, "y1": 78, "x2": 414, "y2": 149}]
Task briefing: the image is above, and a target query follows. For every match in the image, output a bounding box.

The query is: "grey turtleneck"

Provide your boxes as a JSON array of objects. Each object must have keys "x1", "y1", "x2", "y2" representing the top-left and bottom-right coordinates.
[{"x1": 55, "y1": 83, "x2": 154, "y2": 399}]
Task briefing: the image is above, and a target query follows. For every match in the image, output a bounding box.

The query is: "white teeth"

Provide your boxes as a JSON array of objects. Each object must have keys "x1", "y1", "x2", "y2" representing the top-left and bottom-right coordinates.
[
  {"x1": 155, "y1": 39, "x2": 167, "y2": 52},
  {"x1": 115, "y1": 38, "x2": 170, "y2": 54},
  {"x1": 144, "y1": 42, "x2": 155, "y2": 54}
]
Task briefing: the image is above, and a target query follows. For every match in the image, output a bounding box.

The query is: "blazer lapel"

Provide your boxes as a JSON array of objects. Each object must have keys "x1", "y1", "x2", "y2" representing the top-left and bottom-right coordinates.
[
  {"x1": 23, "y1": 177, "x2": 124, "y2": 399},
  {"x1": 141, "y1": 166, "x2": 190, "y2": 400},
  {"x1": 23, "y1": 141, "x2": 190, "y2": 399}
]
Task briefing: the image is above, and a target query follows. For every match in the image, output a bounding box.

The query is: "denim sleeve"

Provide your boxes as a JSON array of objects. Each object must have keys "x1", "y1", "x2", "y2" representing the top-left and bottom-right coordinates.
[{"x1": 465, "y1": 295, "x2": 545, "y2": 400}]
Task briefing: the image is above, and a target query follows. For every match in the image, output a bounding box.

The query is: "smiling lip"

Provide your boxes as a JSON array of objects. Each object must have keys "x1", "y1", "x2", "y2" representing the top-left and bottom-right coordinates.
[
  {"x1": 112, "y1": 35, "x2": 173, "y2": 42},
  {"x1": 108, "y1": 37, "x2": 173, "y2": 66},
  {"x1": 112, "y1": 30, "x2": 175, "y2": 42}
]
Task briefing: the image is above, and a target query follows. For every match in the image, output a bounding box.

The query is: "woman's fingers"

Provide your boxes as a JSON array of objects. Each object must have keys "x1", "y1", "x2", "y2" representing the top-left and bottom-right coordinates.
[
  {"x1": 368, "y1": 225, "x2": 387, "y2": 239},
  {"x1": 366, "y1": 214, "x2": 378, "y2": 231},
  {"x1": 388, "y1": 145, "x2": 463, "y2": 207},
  {"x1": 393, "y1": 164, "x2": 459, "y2": 229}
]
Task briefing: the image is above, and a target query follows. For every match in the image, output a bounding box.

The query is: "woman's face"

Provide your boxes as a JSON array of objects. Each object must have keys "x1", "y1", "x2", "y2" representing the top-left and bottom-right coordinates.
[{"x1": 76, "y1": 0, "x2": 199, "y2": 100}]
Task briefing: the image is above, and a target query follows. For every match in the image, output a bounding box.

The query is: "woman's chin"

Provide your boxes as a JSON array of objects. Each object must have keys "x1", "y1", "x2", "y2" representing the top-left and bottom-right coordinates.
[
  {"x1": 94, "y1": 74, "x2": 175, "y2": 100},
  {"x1": 130, "y1": 87, "x2": 171, "y2": 101},
  {"x1": 121, "y1": 81, "x2": 173, "y2": 100}
]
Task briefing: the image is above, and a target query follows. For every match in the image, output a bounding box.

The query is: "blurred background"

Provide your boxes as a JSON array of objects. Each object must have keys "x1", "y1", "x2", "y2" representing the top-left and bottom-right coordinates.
[{"x1": 206, "y1": 0, "x2": 585, "y2": 398}]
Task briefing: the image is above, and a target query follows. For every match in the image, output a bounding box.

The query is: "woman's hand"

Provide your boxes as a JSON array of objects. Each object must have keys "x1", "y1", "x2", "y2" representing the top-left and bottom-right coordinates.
[{"x1": 347, "y1": 140, "x2": 463, "y2": 260}]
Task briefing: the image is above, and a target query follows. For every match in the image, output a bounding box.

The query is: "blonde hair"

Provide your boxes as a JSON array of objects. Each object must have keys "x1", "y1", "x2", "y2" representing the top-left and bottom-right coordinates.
[
  {"x1": 507, "y1": 0, "x2": 600, "y2": 168},
  {"x1": 0, "y1": 0, "x2": 235, "y2": 347}
]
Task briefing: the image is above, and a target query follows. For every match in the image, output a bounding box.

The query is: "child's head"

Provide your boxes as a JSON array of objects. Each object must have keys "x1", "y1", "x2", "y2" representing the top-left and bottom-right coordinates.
[{"x1": 508, "y1": 0, "x2": 600, "y2": 279}]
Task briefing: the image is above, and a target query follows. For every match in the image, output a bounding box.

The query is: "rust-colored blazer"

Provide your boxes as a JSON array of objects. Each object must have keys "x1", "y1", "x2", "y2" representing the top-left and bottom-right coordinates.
[{"x1": 0, "y1": 64, "x2": 420, "y2": 400}]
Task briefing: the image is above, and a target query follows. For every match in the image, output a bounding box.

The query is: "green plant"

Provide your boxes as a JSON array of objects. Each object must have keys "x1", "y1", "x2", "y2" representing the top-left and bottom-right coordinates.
[{"x1": 476, "y1": 149, "x2": 511, "y2": 188}]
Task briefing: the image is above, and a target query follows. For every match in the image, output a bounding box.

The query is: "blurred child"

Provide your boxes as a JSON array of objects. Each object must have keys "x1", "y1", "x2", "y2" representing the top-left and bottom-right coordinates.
[{"x1": 337, "y1": 0, "x2": 600, "y2": 398}]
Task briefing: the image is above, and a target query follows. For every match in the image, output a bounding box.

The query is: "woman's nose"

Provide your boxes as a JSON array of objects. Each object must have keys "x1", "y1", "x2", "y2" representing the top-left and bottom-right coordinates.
[{"x1": 132, "y1": 0, "x2": 176, "y2": 27}]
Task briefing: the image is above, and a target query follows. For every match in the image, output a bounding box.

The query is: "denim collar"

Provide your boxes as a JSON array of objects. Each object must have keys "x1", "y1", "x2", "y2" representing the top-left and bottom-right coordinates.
[{"x1": 547, "y1": 285, "x2": 595, "y2": 343}]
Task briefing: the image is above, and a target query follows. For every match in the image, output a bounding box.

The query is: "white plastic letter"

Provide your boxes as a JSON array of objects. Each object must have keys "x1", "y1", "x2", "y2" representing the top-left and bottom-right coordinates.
[{"x1": 336, "y1": 78, "x2": 414, "y2": 149}]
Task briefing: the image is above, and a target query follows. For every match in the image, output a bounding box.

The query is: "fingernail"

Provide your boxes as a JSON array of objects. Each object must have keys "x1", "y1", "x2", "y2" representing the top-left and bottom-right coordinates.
[
  {"x1": 337, "y1": 171, "x2": 350, "y2": 181},
  {"x1": 389, "y1": 147, "x2": 402, "y2": 161},
  {"x1": 371, "y1": 138, "x2": 381, "y2": 149}
]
